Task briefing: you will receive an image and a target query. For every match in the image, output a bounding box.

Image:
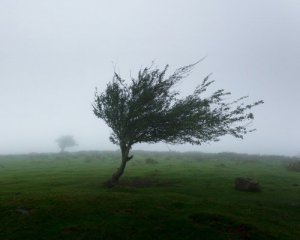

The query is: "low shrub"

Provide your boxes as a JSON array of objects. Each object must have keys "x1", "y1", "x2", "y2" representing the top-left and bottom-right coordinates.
[
  {"x1": 145, "y1": 158, "x2": 158, "y2": 164},
  {"x1": 286, "y1": 161, "x2": 300, "y2": 172}
]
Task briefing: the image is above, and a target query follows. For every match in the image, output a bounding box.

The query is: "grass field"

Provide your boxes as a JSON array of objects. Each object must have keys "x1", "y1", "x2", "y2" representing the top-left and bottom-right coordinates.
[{"x1": 0, "y1": 151, "x2": 299, "y2": 240}]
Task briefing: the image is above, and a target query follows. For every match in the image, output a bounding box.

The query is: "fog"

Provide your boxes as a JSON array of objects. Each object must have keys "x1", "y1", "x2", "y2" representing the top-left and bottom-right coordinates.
[{"x1": 0, "y1": 0, "x2": 299, "y2": 156}]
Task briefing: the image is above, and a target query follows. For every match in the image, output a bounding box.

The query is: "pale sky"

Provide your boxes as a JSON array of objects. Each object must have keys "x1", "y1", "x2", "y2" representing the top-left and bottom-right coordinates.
[{"x1": 0, "y1": 0, "x2": 299, "y2": 155}]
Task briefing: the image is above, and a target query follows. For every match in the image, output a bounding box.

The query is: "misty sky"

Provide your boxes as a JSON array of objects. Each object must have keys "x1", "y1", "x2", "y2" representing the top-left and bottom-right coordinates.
[{"x1": 0, "y1": 0, "x2": 299, "y2": 155}]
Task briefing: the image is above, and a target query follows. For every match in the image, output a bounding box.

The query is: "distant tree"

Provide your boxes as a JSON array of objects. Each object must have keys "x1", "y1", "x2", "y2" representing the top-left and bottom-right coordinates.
[
  {"x1": 93, "y1": 62, "x2": 263, "y2": 187},
  {"x1": 56, "y1": 135, "x2": 77, "y2": 153}
]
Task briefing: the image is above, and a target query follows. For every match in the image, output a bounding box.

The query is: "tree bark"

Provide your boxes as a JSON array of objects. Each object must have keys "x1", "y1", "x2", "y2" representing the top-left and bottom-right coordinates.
[{"x1": 104, "y1": 144, "x2": 132, "y2": 188}]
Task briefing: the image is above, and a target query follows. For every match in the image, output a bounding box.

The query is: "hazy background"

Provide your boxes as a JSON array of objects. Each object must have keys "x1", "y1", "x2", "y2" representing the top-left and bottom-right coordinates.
[{"x1": 0, "y1": 0, "x2": 299, "y2": 156}]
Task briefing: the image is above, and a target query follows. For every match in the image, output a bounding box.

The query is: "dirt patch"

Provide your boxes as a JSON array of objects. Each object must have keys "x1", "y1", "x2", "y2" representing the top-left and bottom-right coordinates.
[
  {"x1": 215, "y1": 163, "x2": 227, "y2": 168},
  {"x1": 190, "y1": 213, "x2": 255, "y2": 240},
  {"x1": 62, "y1": 226, "x2": 81, "y2": 234},
  {"x1": 113, "y1": 208, "x2": 135, "y2": 215},
  {"x1": 117, "y1": 177, "x2": 175, "y2": 188}
]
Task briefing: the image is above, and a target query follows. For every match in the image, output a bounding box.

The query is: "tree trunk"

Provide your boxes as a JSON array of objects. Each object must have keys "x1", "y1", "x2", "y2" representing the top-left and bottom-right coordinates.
[{"x1": 104, "y1": 145, "x2": 133, "y2": 188}]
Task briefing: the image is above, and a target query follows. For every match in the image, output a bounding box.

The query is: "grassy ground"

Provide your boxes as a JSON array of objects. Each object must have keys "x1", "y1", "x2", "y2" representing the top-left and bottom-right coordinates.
[{"x1": 0, "y1": 151, "x2": 299, "y2": 240}]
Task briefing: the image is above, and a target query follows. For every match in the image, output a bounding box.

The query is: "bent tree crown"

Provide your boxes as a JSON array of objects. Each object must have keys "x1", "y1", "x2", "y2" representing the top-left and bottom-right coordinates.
[{"x1": 93, "y1": 62, "x2": 263, "y2": 187}]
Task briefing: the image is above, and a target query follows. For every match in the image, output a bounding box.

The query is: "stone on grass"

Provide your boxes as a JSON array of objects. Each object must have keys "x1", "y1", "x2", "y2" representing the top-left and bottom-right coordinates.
[
  {"x1": 16, "y1": 208, "x2": 32, "y2": 215},
  {"x1": 234, "y1": 177, "x2": 260, "y2": 192}
]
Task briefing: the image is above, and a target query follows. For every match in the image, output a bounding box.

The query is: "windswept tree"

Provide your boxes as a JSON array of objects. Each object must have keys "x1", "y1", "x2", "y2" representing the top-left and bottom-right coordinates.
[
  {"x1": 56, "y1": 135, "x2": 77, "y2": 153},
  {"x1": 93, "y1": 62, "x2": 263, "y2": 187}
]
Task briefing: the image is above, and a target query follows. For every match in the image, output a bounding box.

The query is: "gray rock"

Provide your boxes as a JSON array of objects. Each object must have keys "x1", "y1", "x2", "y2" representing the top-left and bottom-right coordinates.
[
  {"x1": 16, "y1": 208, "x2": 31, "y2": 215},
  {"x1": 234, "y1": 177, "x2": 260, "y2": 192}
]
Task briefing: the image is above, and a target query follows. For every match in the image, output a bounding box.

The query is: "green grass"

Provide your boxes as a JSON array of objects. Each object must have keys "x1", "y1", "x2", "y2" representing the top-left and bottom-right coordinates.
[{"x1": 0, "y1": 151, "x2": 299, "y2": 239}]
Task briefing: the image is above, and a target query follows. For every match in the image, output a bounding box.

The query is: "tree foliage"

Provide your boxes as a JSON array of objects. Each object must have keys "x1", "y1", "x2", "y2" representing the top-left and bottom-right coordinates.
[
  {"x1": 93, "y1": 62, "x2": 263, "y2": 186},
  {"x1": 56, "y1": 135, "x2": 77, "y2": 153}
]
